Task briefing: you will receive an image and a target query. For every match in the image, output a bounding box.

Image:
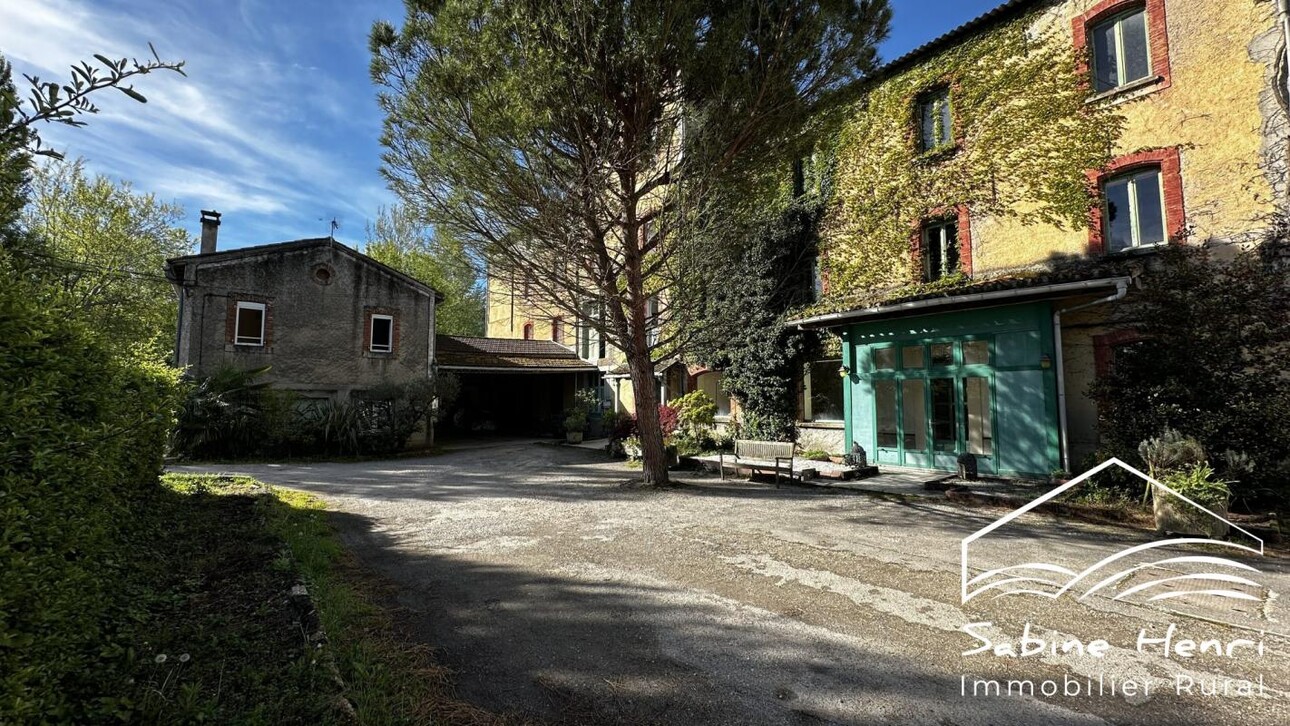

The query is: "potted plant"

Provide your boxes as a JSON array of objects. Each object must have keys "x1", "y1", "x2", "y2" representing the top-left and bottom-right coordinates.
[
  {"x1": 1153, "y1": 464, "x2": 1232, "y2": 539},
  {"x1": 1139, "y1": 429, "x2": 1230, "y2": 538},
  {"x1": 564, "y1": 408, "x2": 588, "y2": 444}
]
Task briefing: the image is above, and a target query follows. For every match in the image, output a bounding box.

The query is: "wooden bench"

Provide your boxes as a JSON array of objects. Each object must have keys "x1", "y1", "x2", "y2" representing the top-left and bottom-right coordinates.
[{"x1": 718, "y1": 440, "x2": 797, "y2": 486}]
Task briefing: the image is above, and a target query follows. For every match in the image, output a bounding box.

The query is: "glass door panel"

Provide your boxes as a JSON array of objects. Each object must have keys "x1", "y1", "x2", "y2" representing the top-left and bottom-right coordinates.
[
  {"x1": 901, "y1": 379, "x2": 929, "y2": 466},
  {"x1": 930, "y1": 378, "x2": 958, "y2": 453},
  {"x1": 875, "y1": 380, "x2": 899, "y2": 450},
  {"x1": 965, "y1": 377, "x2": 993, "y2": 457}
]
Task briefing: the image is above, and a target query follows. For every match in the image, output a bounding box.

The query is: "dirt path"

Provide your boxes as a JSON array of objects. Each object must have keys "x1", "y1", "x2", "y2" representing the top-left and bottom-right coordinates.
[{"x1": 174, "y1": 443, "x2": 1290, "y2": 725}]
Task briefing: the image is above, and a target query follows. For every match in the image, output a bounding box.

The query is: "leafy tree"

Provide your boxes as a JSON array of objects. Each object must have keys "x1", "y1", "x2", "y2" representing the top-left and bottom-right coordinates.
[
  {"x1": 371, "y1": 0, "x2": 891, "y2": 484},
  {"x1": 364, "y1": 204, "x2": 485, "y2": 336},
  {"x1": 0, "y1": 44, "x2": 184, "y2": 160},
  {"x1": 21, "y1": 159, "x2": 192, "y2": 353},
  {"x1": 1091, "y1": 237, "x2": 1290, "y2": 505},
  {"x1": 0, "y1": 57, "x2": 32, "y2": 242}
]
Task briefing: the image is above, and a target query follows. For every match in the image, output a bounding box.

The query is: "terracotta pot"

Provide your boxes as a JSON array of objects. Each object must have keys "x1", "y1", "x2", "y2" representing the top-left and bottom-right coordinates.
[{"x1": 1152, "y1": 484, "x2": 1229, "y2": 538}]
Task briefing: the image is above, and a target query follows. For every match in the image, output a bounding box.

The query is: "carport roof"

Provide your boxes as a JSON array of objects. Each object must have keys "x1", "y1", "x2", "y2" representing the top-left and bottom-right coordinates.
[{"x1": 435, "y1": 335, "x2": 599, "y2": 373}]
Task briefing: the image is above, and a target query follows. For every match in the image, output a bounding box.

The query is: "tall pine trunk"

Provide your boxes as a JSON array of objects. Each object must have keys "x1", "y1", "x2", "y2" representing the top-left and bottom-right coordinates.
[{"x1": 628, "y1": 352, "x2": 668, "y2": 485}]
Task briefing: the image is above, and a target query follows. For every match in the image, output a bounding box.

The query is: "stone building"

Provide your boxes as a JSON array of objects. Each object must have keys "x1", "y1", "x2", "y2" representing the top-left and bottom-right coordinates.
[
  {"x1": 789, "y1": 0, "x2": 1288, "y2": 477},
  {"x1": 165, "y1": 212, "x2": 440, "y2": 404}
]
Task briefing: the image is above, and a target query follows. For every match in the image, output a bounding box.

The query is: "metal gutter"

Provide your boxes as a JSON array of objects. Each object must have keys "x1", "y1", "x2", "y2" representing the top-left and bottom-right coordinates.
[
  {"x1": 791, "y1": 277, "x2": 1133, "y2": 329},
  {"x1": 1052, "y1": 278, "x2": 1130, "y2": 474}
]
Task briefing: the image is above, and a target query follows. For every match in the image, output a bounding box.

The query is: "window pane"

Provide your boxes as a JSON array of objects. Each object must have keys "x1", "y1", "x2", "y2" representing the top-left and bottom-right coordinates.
[
  {"x1": 1104, "y1": 177, "x2": 1134, "y2": 253},
  {"x1": 372, "y1": 318, "x2": 392, "y2": 350},
  {"x1": 902, "y1": 346, "x2": 925, "y2": 369},
  {"x1": 965, "y1": 377, "x2": 993, "y2": 457},
  {"x1": 236, "y1": 306, "x2": 263, "y2": 344},
  {"x1": 930, "y1": 378, "x2": 958, "y2": 452},
  {"x1": 1092, "y1": 20, "x2": 1119, "y2": 92},
  {"x1": 1133, "y1": 171, "x2": 1165, "y2": 246},
  {"x1": 876, "y1": 380, "x2": 898, "y2": 449},
  {"x1": 902, "y1": 379, "x2": 927, "y2": 452},
  {"x1": 925, "y1": 226, "x2": 943, "y2": 281},
  {"x1": 920, "y1": 100, "x2": 937, "y2": 150},
  {"x1": 930, "y1": 343, "x2": 954, "y2": 367},
  {"x1": 1120, "y1": 11, "x2": 1150, "y2": 83},
  {"x1": 873, "y1": 347, "x2": 897, "y2": 370},
  {"x1": 963, "y1": 340, "x2": 989, "y2": 366},
  {"x1": 942, "y1": 222, "x2": 959, "y2": 275},
  {"x1": 809, "y1": 361, "x2": 845, "y2": 421},
  {"x1": 939, "y1": 96, "x2": 952, "y2": 145}
]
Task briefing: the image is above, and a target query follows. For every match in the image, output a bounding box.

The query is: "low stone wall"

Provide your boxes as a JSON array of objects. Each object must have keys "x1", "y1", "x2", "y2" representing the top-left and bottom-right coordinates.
[{"x1": 797, "y1": 422, "x2": 845, "y2": 454}]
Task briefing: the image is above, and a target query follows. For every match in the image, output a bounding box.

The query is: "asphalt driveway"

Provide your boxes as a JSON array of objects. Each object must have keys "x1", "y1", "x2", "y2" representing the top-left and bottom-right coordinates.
[{"x1": 174, "y1": 443, "x2": 1289, "y2": 725}]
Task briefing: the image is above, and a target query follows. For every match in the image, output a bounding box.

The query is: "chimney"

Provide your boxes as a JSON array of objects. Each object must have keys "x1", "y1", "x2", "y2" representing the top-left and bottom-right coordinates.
[{"x1": 199, "y1": 210, "x2": 221, "y2": 254}]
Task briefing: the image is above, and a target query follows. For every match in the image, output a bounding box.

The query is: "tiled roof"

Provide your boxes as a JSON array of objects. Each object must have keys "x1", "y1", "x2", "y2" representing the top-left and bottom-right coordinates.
[
  {"x1": 868, "y1": 0, "x2": 1042, "y2": 84},
  {"x1": 166, "y1": 237, "x2": 442, "y2": 300},
  {"x1": 435, "y1": 335, "x2": 598, "y2": 372}
]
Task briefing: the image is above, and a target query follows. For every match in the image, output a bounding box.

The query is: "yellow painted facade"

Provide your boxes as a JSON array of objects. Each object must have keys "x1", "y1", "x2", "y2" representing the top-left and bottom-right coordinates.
[{"x1": 965, "y1": 0, "x2": 1283, "y2": 274}]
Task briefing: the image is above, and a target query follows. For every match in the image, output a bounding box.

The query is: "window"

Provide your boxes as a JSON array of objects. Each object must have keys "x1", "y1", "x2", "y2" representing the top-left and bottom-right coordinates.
[
  {"x1": 646, "y1": 295, "x2": 660, "y2": 347},
  {"x1": 551, "y1": 317, "x2": 564, "y2": 343},
  {"x1": 1103, "y1": 168, "x2": 1165, "y2": 252},
  {"x1": 922, "y1": 219, "x2": 960, "y2": 282},
  {"x1": 1091, "y1": 9, "x2": 1151, "y2": 93},
  {"x1": 578, "y1": 302, "x2": 602, "y2": 360},
  {"x1": 805, "y1": 360, "x2": 844, "y2": 422},
  {"x1": 522, "y1": 322, "x2": 534, "y2": 340},
  {"x1": 234, "y1": 301, "x2": 265, "y2": 346},
  {"x1": 811, "y1": 257, "x2": 825, "y2": 301},
  {"x1": 370, "y1": 314, "x2": 394, "y2": 353},
  {"x1": 918, "y1": 87, "x2": 952, "y2": 152},
  {"x1": 873, "y1": 347, "x2": 897, "y2": 371}
]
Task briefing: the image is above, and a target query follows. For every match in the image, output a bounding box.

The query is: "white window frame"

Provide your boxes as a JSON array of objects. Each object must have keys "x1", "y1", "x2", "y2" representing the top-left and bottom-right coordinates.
[
  {"x1": 369, "y1": 314, "x2": 395, "y2": 353},
  {"x1": 1091, "y1": 9, "x2": 1153, "y2": 93},
  {"x1": 234, "y1": 301, "x2": 266, "y2": 347},
  {"x1": 919, "y1": 88, "x2": 952, "y2": 152},
  {"x1": 1102, "y1": 168, "x2": 1166, "y2": 252},
  {"x1": 922, "y1": 219, "x2": 959, "y2": 282}
]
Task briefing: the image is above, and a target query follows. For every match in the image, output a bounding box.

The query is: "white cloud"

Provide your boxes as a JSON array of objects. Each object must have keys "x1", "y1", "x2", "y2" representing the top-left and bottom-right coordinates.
[{"x1": 0, "y1": 0, "x2": 399, "y2": 249}]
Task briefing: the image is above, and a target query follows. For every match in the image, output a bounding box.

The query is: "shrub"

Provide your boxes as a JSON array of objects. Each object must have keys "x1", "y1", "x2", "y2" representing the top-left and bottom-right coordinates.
[
  {"x1": 609, "y1": 410, "x2": 637, "y2": 443},
  {"x1": 0, "y1": 274, "x2": 180, "y2": 722},
  {"x1": 672, "y1": 390, "x2": 717, "y2": 439},
  {"x1": 172, "y1": 372, "x2": 443, "y2": 459},
  {"x1": 658, "y1": 404, "x2": 679, "y2": 438},
  {"x1": 1092, "y1": 239, "x2": 1290, "y2": 505},
  {"x1": 1159, "y1": 463, "x2": 1232, "y2": 510}
]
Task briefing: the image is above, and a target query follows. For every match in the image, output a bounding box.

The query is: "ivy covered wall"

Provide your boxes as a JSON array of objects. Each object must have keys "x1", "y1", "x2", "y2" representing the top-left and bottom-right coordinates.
[{"x1": 820, "y1": 8, "x2": 1120, "y2": 300}]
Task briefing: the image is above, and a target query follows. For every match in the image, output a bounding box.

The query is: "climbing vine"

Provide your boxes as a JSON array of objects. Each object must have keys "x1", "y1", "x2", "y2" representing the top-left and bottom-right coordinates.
[{"x1": 820, "y1": 11, "x2": 1123, "y2": 299}]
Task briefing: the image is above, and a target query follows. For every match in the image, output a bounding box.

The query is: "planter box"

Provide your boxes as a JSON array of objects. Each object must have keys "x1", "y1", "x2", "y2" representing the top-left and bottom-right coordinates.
[
  {"x1": 566, "y1": 431, "x2": 584, "y2": 444},
  {"x1": 1152, "y1": 484, "x2": 1229, "y2": 539}
]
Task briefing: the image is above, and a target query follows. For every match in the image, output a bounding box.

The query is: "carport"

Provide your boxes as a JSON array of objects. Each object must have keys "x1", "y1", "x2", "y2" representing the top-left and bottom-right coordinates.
[{"x1": 434, "y1": 335, "x2": 601, "y2": 436}]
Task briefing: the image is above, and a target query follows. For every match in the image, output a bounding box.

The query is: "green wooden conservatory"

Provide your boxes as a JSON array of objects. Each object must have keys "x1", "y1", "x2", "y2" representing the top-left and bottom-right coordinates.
[{"x1": 792, "y1": 276, "x2": 1132, "y2": 479}]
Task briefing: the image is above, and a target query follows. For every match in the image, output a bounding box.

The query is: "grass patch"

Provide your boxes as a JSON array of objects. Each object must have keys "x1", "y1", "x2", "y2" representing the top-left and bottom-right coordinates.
[{"x1": 128, "y1": 474, "x2": 499, "y2": 724}]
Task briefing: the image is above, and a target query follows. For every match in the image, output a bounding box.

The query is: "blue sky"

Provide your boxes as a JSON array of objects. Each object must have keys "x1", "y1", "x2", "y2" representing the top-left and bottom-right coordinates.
[{"x1": 0, "y1": 0, "x2": 1001, "y2": 251}]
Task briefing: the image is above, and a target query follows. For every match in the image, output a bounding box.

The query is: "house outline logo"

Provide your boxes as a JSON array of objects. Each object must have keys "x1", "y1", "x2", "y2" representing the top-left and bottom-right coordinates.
[{"x1": 960, "y1": 458, "x2": 1265, "y2": 607}]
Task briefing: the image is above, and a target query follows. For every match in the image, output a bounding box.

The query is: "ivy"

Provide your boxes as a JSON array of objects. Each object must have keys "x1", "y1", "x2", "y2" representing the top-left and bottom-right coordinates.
[{"x1": 821, "y1": 12, "x2": 1122, "y2": 295}]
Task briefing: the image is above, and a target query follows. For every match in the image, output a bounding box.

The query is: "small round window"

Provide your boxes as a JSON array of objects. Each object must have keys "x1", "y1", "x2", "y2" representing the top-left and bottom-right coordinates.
[{"x1": 311, "y1": 264, "x2": 334, "y2": 286}]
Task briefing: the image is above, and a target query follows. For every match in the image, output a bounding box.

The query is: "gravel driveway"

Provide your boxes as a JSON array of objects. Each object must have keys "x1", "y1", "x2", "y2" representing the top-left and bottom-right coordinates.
[{"x1": 175, "y1": 442, "x2": 1288, "y2": 725}]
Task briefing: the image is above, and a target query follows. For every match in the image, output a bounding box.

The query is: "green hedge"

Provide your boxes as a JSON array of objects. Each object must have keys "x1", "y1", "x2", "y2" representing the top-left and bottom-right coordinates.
[{"x1": 0, "y1": 274, "x2": 178, "y2": 721}]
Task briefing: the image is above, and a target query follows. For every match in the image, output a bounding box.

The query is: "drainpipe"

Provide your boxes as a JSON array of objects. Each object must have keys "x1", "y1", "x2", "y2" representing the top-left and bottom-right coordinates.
[{"x1": 1052, "y1": 278, "x2": 1128, "y2": 474}]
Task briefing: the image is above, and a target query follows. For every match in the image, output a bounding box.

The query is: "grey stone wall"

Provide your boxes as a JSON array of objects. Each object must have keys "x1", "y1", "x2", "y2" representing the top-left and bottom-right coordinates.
[{"x1": 173, "y1": 242, "x2": 434, "y2": 401}]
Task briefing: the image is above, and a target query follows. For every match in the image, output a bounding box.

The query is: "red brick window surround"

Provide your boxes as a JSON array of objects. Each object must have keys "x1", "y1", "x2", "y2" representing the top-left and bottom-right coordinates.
[
  {"x1": 363, "y1": 307, "x2": 401, "y2": 355},
  {"x1": 1086, "y1": 147, "x2": 1183, "y2": 255},
  {"x1": 1072, "y1": 0, "x2": 1172, "y2": 96},
  {"x1": 1093, "y1": 329, "x2": 1145, "y2": 378},
  {"x1": 522, "y1": 321, "x2": 534, "y2": 341},
  {"x1": 910, "y1": 205, "x2": 973, "y2": 281},
  {"x1": 226, "y1": 295, "x2": 273, "y2": 347}
]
